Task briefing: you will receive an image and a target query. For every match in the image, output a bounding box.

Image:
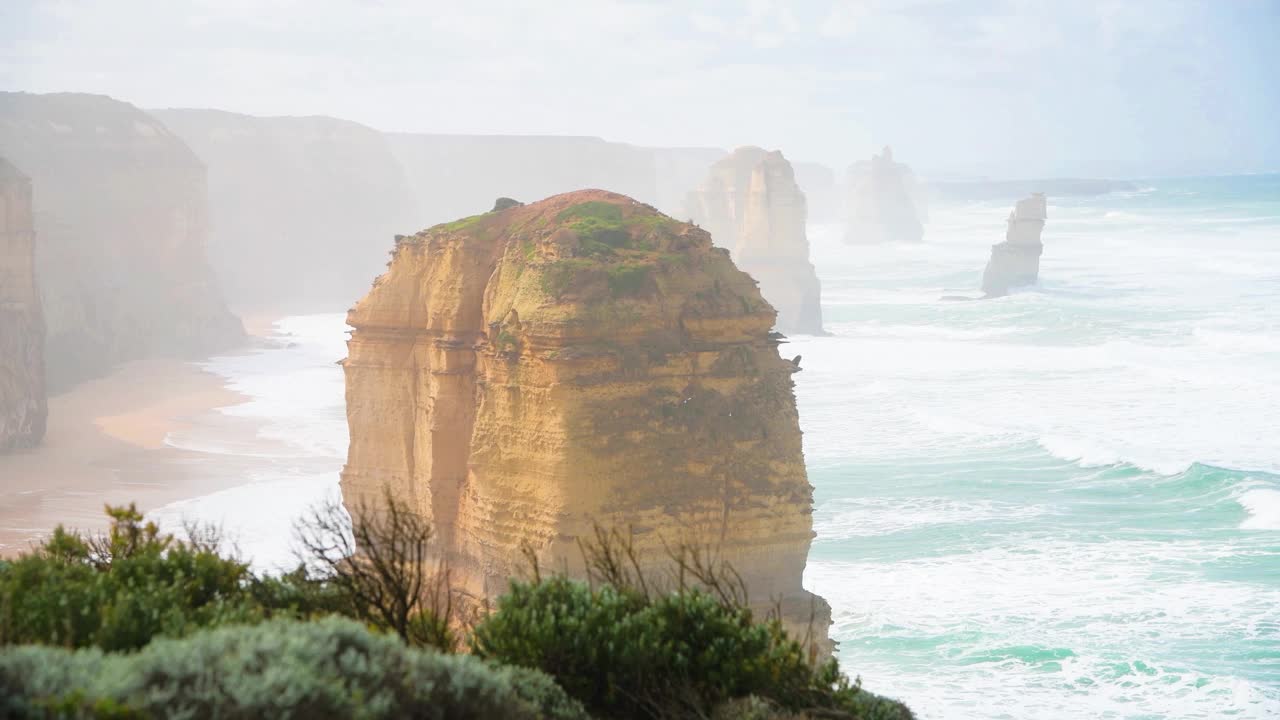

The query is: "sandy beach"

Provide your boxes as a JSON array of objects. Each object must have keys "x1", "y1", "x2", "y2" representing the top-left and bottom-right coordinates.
[{"x1": 0, "y1": 329, "x2": 275, "y2": 555}]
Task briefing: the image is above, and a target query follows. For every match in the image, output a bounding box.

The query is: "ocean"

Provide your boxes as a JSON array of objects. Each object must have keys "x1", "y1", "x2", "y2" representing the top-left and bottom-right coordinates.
[{"x1": 151, "y1": 174, "x2": 1280, "y2": 719}]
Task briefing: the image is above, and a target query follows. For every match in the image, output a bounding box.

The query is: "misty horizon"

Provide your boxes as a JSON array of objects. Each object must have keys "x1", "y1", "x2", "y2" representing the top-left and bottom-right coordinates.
[{"x1": 3, "y1": 1, "x2": 1278, "y2": 178}]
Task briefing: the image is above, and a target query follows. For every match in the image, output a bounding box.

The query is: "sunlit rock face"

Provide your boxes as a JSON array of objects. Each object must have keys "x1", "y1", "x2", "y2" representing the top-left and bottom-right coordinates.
[
  {"x1": 0, "y1": 93, "x2": 242, "y2": 391},
  {"x1": 152, "y1": 109, "x2": 418, "y2": 311},
  {"x1": 342, "y1": 190, "x2": 831, "y2": 648},
  {"x1": 684, "y1": 147, "x2": 824, "y2": 335},
  {"x1": 982, "y1": 193, "x2": 1047, "y2": 297},
  {"x1": 0, "y1": 158, "x2": 46, "y2": 450},
  {"x1": 845, "y1": 146, "x2": 925, "y2": 244}
]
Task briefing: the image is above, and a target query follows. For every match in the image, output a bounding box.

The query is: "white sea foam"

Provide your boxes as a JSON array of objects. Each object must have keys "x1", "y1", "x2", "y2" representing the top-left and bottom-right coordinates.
[
  {"x1": 148, "y1": 474, "x2": 343, "y2": 572},
  {"x1": 148, "y1": 314, "x2": 350, "y2": 571},
  {"x1": 814, "y1": 497, "x2": 1047, "y2": 539},
  {"x1": 1238, "y1": 488, "x2": 1280, "y2": 530},
  {"x1": 806, "y1": 538, "x2": 1280, "y2": 719}
]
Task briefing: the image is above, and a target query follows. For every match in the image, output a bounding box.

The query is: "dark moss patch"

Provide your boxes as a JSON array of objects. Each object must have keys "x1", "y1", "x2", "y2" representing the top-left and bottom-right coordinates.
[
  {"x1": 539, "y1": 259, "x2": 598, "y2": 299},
  {"x1": 606, "y1": 263, "x2": 650, "y2": 296},
  {"x1": 557, "y1": 202, "x2": 637, "y2": 252}
]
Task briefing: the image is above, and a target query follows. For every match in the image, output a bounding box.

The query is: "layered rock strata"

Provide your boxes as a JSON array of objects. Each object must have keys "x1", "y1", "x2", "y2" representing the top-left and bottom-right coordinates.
[
  {"x1": 0, "y1": 93, "x2": 242, "y2": 390},
  {"x1": 684, "y1": 147, "x2": 824, "y2": 335},
  {"x1": 0, "y1": 158, "x2": 46, "y2": 450},
  {"x1": 342, "y1": 190, "x2": 830, "y2": 647},
  {"x1": 152, "y1": 109, "x2": 418, "y2": 311},
  {"x1": 845, "y1": 146, "x2": 925, "y2": 244},
  {"x1": 982, "y1": 193, "x2": 1047, "y2": 297}
]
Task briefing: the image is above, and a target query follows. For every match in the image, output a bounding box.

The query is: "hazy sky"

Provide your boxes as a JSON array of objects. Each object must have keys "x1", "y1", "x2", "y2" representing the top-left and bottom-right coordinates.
[{"x1": 3, "y1": 0, "x2": 1277, "y2": 178}]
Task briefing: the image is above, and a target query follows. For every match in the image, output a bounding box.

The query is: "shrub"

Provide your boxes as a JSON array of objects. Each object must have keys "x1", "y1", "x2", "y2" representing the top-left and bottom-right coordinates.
[
  {"x1": 472, "y1": 576, "x2": 911, "y2": 720},
  {"x1": 294, "y1": 488, "x2": 460, "y2": 651},
  {"x1": 0, "y1": 617, "x2": 588, "y2": 720},
  {"x1": 471, "y1": 529, "x2": 912, "y2": 720},
  {"x1": 0, "y1": 506, "x2": 265, "y2": 651}
]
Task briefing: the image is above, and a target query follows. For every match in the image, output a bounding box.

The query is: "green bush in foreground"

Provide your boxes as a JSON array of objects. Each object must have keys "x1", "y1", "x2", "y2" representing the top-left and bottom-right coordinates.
[
  {"x1": 0, "y1": 616, "x2": 588, "y2": 720},
  {"x1": 472, "y1": 576, "x2": 912, "y2": 720},
  {"x1": 0, "y1": 502, "x2": 912, "y2": 719},
  {"x1": 0, "y1": 505, "x2": 270, "y2": 651}
]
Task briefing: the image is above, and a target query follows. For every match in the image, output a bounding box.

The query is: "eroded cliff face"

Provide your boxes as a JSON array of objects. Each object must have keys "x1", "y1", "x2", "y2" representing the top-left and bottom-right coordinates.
[
  {"x1": 845, "y1": 146, "x2": 925, "y2": 244},
  {"x1": 343, "y1": 190, "x2": 830, "y2": 646},
  {"x1": 0, "y1": 93, "x2": 242, "y2": 390},
  {"x1": 152, "y1": 109, "x2": 418, "y2": 311},
  {"x1": 684, "y1": 148, "x2": 824, "y2": 335},
  {"x1": 0, "y1": 158, "x2": 46, "y2": 450},
  {"x1": 982, "y1": 193, "x2": 1047, "y2": 297}
]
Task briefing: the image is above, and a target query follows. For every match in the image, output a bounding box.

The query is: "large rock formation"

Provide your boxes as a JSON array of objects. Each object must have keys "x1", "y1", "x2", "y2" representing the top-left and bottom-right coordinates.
[
  {"x1": 0, "y1": 93, "x2": 242, "y2": 390},
  {"x1": 845, "y1": 146, "x2": 925, "y2": 244},
  {"x1": 342, "y1": 190, "x2": 830, "y2": 646},
  {"x1": 151, "y1": 109, "x2": 418, "y2": 311},
  {"x1": 683, "y1": 148, "x2": 824, "y2": 335},
  {"x1": 982, "y1": 193, "x2": 1047, "y2": 297},
  {"x1": 0, "y1": 158, "x2": 46, "y2": 450}
]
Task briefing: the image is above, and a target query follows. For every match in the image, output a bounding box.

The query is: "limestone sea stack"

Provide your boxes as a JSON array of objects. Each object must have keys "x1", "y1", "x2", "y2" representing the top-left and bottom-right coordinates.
[
  {"x1": 0, "y1": 93, "x2": 242, "y2": 390},
  {"x1": 683, "y1": 147, "x2": 825, "y2": 335},
  {"x1": 0, "y1": 158, "x2": 46, "y2": 450},
  {"x1": 982, "y1": 193, "x2": 1047, "y2": 297},
  {"x1": 845, "y1": 146, "x2": 925, "y2": 244},
  {"x1": 342, "y1": 190, "x2": 831, "y2": 648}
]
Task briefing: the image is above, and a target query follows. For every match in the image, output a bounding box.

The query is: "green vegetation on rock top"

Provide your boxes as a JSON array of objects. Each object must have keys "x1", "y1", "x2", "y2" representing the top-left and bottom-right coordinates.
[{"x1": 436, "y1": 213, "x2": 489, "y2": 233}]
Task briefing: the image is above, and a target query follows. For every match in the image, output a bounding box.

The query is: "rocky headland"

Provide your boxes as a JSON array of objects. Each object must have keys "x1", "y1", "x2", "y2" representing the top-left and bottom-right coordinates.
[
  {"x1": 684, "y1": 147, "x2": 824, "y2": 335},
  {"x1": 0, "y1": 93, "x2": 242, "y2": 391},
  {"x1": 342, "y1": 190, "x2": 830, "y2": 647},
  {"x1": 0, "y1": 157, "x2": 46, "y2": 450},
  {"x1": 982, "y1": 193, "x2": 1047, "y2": 297},
  {"x1": 845, "y1": 146, "x2": 925, "y2": 244},
  {"x1": 152, "y1": 109, "x2": 418, "y2": 311}
]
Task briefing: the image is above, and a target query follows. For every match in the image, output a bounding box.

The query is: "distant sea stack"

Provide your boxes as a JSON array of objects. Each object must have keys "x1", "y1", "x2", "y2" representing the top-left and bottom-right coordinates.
[
  {"x1": 0, "y1": 158, "x2": 46, "y2": 450},
  {"x1": 845, "y1": 146, "x2": 925, "y2": 244},
  {"x1": 342, "y1": 190, "x2": 831, "y2": 648},
  {"x1": 684, "y1": 147, "x2": 825, "y2": 335},
  {"x1": 0, "y1": 93, "x2": 242, "y2": 391},
  {"x1": 982, "y1": 193, "x2": 1047, "y2": 297},
  {"x1": 151, "y1": 109, "x2": 418, "y2": 311}
]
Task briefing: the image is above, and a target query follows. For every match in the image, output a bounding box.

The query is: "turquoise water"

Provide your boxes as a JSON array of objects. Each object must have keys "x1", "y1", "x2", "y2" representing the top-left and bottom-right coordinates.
[
  {"x1": 152, "y1": 175, "x2": 1280, "y2": 718},
  {"x1": 793, "y1": 175, "x2": 1280, "y2": 718}
]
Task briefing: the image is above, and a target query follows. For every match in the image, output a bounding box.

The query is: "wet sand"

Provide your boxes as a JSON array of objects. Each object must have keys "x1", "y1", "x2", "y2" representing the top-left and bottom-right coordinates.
[{"x1": 0, "y1": 336, "x2": 275, "y2": 555}]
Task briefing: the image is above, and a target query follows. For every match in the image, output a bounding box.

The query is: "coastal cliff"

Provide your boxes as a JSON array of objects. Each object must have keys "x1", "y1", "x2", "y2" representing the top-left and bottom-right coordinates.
[
  {"x1": 845, "y1": 146, "x2": 925, "y2": 244},
  {"x1": 152, "y1": 109, "x2": 418, "y2": 311},
  {"x1": 387, "y1": 133, "x2": 724, "y2": 224},
  {"x1": 342, "y1": 190, "x2": 830, "y2": 646},
  {"x1": 0, "y1": 158, "x2": 46, "y2": 450},
  {"x1": 0, "y1": 93, "x2": 242, "y2": 391},
  {"x1": 684, "y1": 147, "x2": 824, "y2": 335},
  {"x1": 982, "y1": 193, "x2": 1047, "y2": 297}
]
